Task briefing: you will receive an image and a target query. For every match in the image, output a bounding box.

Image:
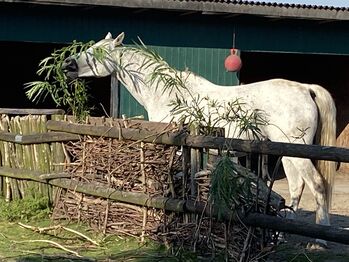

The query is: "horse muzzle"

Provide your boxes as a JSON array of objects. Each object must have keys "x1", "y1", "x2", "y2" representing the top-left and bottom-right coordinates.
[{"x1": 62, "y1": 57, "x2": 79, "y2": 81}]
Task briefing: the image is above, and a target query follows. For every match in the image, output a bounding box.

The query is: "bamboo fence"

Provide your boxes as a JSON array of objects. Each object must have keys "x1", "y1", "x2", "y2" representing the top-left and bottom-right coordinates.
[{"x1": 0, "y1": 110, "x2": 65, "y2": 202}]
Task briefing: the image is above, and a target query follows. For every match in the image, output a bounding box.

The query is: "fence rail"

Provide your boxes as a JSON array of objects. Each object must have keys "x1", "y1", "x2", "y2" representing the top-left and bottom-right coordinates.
[{"x1": 46, "y1": 120, "x2": 349, "y2": 163}]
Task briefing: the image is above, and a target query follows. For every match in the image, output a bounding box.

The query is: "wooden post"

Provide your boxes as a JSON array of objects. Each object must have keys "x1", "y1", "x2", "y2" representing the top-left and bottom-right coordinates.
[
  {"x1": 110, "y1": 75, "x2": 120, "y2": 118},
  {"x1": 182, "y1": 145, "x2": 190, "y2": 223},
  {"x1": 190, "y1": 125, "x2": 200, "y2": 200},
  {"x1": 140, "y1": 142, "x2": 148, "y2": 242}
]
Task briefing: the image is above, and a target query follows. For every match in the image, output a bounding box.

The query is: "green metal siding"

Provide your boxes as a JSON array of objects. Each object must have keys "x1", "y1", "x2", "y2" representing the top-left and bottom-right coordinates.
[
  {"x1": 0, "y1": 4, "x2": 349, "y2": 55},
  {"x1": 119, "y1": 46, "x2": 240, "y2": 119}
]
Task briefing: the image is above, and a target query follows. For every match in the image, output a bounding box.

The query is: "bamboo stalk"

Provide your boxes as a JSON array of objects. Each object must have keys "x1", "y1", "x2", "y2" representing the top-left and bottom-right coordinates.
[
  {"x1": 13, "y1": 116, "x2": 26, "y2": 198},
  {"x1": 39, "y1": 115, "x2": 53, "y2": 204},
  {"x1": 1, "y1": 115, "x2": 12, "y2": 201},
  {"x1": 51, "y1": 114, "x2": 67, "y2": 204}
]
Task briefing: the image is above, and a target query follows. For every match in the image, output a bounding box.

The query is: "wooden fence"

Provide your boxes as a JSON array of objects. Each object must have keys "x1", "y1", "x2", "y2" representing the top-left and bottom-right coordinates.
[{"x1": 1, "y1": 109, "x2": 349, "y2": 245}]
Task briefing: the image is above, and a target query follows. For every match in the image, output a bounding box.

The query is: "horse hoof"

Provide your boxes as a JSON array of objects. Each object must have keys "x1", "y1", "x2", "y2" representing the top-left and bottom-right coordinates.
[{"x1": 306, "y1": 240, "x2": 328, "y2": 250}]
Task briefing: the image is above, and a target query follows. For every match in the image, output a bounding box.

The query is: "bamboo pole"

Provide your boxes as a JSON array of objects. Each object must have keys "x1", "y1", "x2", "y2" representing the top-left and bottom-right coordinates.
[
  {"x1": 0, "y1": 166, "x2": 348, "y2": 245},
  {"x1": 20, "y1": 115, "x2": 40, "y2": 198},
  {"x1": 13, "y1": 116, "x2": 26, "y2": 198},
  {"x1": 8, "y1": 116, "x2": 21, "y2": 200},
  {"x1": 0, "y1": 115, "x2": 11, "y2": 201},
  {"x1": 50, "y1": 114, "x2": 67, "y2": 205}
]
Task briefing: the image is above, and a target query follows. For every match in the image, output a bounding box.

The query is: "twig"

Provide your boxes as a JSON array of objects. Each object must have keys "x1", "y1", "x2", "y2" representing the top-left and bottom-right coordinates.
[
  {"x1": 14, "y1": 239, "x2": 82, "y2": 257},
  {"x1": 62, "y1": 226, "x2": 99, "y2": 246},
  {"x1": 18, "y1": 222, "x2": 99, "y2": 246}
]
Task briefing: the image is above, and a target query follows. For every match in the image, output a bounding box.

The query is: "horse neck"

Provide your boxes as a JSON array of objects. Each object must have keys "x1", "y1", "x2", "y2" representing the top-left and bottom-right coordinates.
[{"x1": 116, "y1": 49, "x2": 179, "y2": 111}]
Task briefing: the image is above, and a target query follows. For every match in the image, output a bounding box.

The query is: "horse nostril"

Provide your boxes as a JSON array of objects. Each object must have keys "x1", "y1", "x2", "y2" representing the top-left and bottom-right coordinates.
[
  {"x1": 62, "y1": 57, "x2": 79, "y2": 81},
  {"x1": 62, "y1": 57, "x2": 78, "y2": 72}
]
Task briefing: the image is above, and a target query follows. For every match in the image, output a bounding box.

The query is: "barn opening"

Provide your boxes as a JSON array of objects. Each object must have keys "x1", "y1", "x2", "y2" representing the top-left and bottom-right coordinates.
[
  {"x1": 239, "y1": 51, "x2": 349, "y2": 137},
  {"x1": 0, "y1": 41, "x2": 111, "y2": 116},
  {"x1": 239, "y1": 51, "x2": 349, "y2": 176}
]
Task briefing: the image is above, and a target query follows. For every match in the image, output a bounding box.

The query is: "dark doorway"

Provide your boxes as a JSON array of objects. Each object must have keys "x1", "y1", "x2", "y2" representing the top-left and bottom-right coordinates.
[
  {"x1": 239, "y1": 52, "x2": 349, "y2": 136},
  {"x1": 0, "y1": 41, "x2": 111, "y2": 117}
]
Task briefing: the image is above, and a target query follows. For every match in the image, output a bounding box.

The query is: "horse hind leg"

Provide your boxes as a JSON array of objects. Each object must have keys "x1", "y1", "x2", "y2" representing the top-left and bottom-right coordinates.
[
  {"x1": 287, "y1": 157, "x2": 330, "y2": 247},
  {"x1": 287, "y1": 157, "x2": 330, "y2": 226}
]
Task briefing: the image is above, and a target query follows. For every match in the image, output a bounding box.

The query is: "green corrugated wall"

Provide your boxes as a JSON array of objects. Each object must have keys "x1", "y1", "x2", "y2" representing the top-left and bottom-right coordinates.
[{"x1": 119, "y1": 46, "x2": 240, "y2": 119}]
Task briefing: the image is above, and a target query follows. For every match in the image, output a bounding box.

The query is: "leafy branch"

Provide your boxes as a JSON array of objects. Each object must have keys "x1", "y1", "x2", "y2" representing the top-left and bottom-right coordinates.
[
  {"x1": 169, "y1": 92, "x2": 269, "y2": 139},
  {"x1": 210, "y1": 156, "x2": 254, "y2": 218},
  {"x1": 127, "y1": 39, "x2": 189, "y2": 95},
  {"x1": 24, "y1": 40, "x2": 94, "y2": 122}
]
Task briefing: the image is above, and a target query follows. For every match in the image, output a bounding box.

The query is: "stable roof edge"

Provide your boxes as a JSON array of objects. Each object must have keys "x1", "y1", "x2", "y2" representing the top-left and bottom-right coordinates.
[{"x1": 2, "y1": 0, "x2": 349, "y2": 21}]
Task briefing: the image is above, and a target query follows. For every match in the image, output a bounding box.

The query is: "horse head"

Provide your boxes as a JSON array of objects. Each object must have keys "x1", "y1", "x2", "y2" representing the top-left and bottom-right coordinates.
[{"x1": 62, "y1": 32, "x2": 125, "y2": 80}]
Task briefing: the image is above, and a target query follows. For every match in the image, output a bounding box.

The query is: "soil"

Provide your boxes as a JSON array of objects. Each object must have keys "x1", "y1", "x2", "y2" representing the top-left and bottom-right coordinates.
[{"x1": 268, "y1": 172, "x2": 349, "y2": 261}]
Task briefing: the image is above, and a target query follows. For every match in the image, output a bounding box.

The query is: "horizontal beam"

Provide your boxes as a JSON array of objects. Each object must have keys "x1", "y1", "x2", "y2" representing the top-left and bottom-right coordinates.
[
  {"x1": 47, "y1": 120, "x2": 349, "y2": 163},
  {"x1": 0, "y1": 166, "x2": 349, "y2": 245},
  {"x1": 0, "y1": 131, "x2": 80, "y2": 144},
  {"x1": 0, "y1": 108, "x2": 65, "y2": 115}
]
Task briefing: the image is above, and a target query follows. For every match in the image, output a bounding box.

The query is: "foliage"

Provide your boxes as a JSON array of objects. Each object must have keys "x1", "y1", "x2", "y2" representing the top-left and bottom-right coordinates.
[
  {"x1": 209, "y1": 156, "x2": 254, "y2": 218},
  {"x1": 0, "y1": 197, "x2": 50, "y2": 221},
  {"x1": 24, "y1": 40, "x2": 94, "y2": 122},
  {"x1": 169, "y1": 94, "x2": 269, "y2": 138},
  {"x1": 129, "y1": 39, "x2": 188, "y2": 95}
]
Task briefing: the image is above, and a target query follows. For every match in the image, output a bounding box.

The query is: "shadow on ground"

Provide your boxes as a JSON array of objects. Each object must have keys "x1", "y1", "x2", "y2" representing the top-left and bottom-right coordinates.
[{"x1": 267, "y1": 209, "x2": 349, "y2": 262}]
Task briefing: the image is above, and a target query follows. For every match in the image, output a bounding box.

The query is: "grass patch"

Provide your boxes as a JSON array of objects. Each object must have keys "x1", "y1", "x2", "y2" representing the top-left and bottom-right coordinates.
[
  {"x1": 0, "y1": 219, "x2": 184, "y2": 261},
  {"x1": 0, "y1": 198, "x2": 199, "y2": 261},
  {"x1": 0, "y1": 197, "x2": 51, "y2": 221}
]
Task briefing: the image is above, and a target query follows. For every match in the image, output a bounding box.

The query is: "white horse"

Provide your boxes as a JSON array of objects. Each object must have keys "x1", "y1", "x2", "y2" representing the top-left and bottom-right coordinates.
[{"x1": 62, "y1": 32, "x2": 337, "y2": 239}]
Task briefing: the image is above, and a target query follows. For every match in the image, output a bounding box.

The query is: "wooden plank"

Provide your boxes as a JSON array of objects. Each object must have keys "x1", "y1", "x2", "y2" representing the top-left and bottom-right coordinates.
[
  {"x1": 0, "y1": 131, "x2": 80, "y2": 144},
  {"x1": 47, "y1": 120, "x2": 349, "y2": 163},
  {"x1": 0, "y1": 108, "x2": 65, "y2": 115},
  {"x1": 110, "y1": 75, "x2": 119, "y2": 118}
]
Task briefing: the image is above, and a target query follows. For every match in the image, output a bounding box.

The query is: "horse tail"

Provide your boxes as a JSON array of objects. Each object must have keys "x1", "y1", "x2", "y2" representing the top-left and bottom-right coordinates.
[{"x1": 309, "y1": 84, "x2": 336, "y2": 210}]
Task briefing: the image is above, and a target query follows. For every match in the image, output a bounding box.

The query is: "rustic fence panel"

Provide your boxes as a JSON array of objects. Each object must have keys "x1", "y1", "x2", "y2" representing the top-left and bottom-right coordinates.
[{"x1": 1, "y1": 110, "x2": 349, "y2": 258}]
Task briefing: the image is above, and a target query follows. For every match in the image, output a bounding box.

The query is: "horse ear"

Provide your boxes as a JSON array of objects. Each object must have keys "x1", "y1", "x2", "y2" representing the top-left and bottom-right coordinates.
[
  {"x1": 112, "y1": 32, "x2": 125, "y2": 48},
  {"x1": 105, "y1": 32, "x2": 113, "y2": 39}
]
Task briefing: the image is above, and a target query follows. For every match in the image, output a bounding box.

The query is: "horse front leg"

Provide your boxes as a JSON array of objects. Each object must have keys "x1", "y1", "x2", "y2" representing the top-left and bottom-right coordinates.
[{"x1": 282, "y1": 157, "x2": 305, "y2": 219}]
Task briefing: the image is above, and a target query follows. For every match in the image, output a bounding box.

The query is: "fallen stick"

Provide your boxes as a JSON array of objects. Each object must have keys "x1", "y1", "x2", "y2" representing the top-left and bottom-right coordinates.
[
  {"x1": 18, "y1": 222, "x2": 99, "y2": 246},
  {"x1": 14, "y1": 239, "x2": 82, "y2": 257}
]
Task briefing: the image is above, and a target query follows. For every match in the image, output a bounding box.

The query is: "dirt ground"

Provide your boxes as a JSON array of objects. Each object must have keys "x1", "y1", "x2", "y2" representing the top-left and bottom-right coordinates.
[{"x1": 269, "y1": 172, "x2": 349, "y2": 260}]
